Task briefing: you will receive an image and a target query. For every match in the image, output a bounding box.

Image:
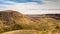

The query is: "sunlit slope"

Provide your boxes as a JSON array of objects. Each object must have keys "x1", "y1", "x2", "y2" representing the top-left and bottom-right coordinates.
[
  {"x1": 0, "y1": 10, "x2": 60, "y2": 34},
  {"x1": 1, "y1": 30, "x2": 37, "y2": 34},
  {"x1": 10, "y1": 10, "x2": 37, "y2": 29},
  {"x1": 0, "y1": 10, "x2": 37, "y2": 33},
  {"x1": 27, "y1": 15, "x2": 60, "y2": 31}
]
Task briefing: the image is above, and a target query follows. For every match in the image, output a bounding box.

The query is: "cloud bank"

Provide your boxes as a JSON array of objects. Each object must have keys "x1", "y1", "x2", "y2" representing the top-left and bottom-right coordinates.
[{"x1": 0, "y1": 0, "x2": 60, "y2": 14}]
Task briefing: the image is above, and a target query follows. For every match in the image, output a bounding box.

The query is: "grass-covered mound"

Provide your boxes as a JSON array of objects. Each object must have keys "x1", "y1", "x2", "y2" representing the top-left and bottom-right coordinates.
[{"x1": 0, "y1": 10, "x2": 60, "y2": 34}]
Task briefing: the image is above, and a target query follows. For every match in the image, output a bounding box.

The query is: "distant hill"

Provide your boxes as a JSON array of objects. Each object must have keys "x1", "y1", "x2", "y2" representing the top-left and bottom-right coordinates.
[{"x1": 26, "y1": 14, "x2": 60, "y2": 20}]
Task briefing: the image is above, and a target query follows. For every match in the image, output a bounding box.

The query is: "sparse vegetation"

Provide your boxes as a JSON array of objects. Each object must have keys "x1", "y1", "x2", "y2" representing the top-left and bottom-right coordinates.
[
  {"x1": 0, "y1": 24, "x2": 23, "y2": 33},
  {"x1": 0, "y1": 10, "x2": 60, "y2": 34}
]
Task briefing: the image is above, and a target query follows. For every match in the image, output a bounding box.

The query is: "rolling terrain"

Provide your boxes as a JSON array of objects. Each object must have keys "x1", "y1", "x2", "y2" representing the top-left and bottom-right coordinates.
[{"x1": 0, "y1": 10, "x2": 60, "y2": 34}]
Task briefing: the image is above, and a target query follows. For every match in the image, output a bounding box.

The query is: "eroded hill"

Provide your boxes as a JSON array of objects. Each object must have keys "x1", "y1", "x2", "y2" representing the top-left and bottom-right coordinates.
[
  {"x1": 0, "y1": 10, "x2": 60, "y2": 34},
  {"x1": 0, "y1": 10, "x2": 37, "y2": 33}
]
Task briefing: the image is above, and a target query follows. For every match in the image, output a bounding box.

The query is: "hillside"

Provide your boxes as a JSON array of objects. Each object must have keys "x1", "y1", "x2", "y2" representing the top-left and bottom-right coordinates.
[
  {"x1": 0, "y1": 10, "x2": 37, "y2": 33},
  {"x1": 26, "y1": 14, "x2": 60, "y2": 33},
  {"x1": 1, "y1": 30, "x2": 37, "y2": 34},
  {"x1": 0, "y1": 10, "x2": 60, "y2": 34}
]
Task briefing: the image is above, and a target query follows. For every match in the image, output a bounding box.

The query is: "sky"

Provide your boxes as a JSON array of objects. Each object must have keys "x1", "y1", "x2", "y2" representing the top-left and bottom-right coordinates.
[{"x1": 0, "y1": 0, "x2": 60, "y2": 14}]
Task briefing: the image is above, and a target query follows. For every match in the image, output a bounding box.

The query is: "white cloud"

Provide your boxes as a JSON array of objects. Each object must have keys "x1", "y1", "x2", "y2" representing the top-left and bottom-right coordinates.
[
  {"x1": 32, "y1": 0, "x2": 41, "y2": 1},
  {"x1": 0, "y1": 0, "x2": 16, "y2": 5},
  {"x1": 0, "y1": 0, "x2": 60, "y2": 14}
]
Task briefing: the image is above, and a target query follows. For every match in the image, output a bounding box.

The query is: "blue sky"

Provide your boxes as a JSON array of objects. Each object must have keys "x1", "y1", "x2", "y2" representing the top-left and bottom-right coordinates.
[
  {"x1": 0, "y1": 0, "x2": 60, "y2": 14},
  {"x1": 0, "y1": 0, "x2": 43, "y2": 4},
  {"x1": 0, "y1": 0, "x2": 59, "y2": 4}
]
